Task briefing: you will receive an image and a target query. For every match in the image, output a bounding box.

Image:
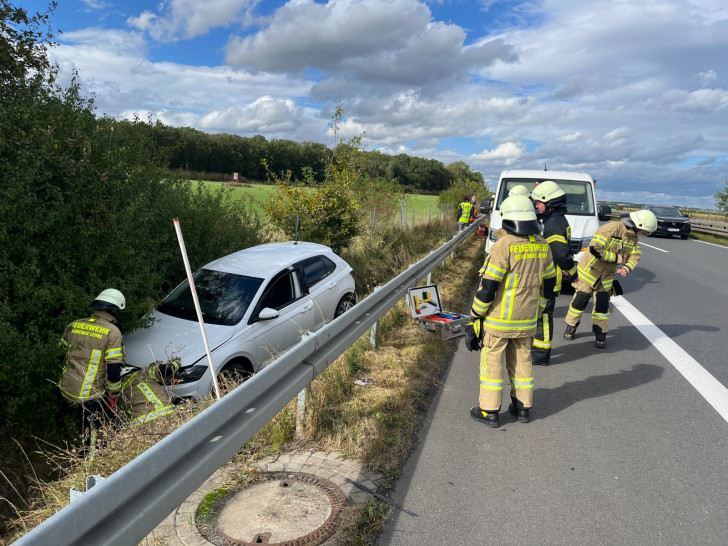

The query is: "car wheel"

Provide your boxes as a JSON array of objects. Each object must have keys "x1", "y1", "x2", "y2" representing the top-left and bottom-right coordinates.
[
  {"x1": 218, "y1": 359, "x2": 253, "y2": 389},
  {"x1": 334, "y1": 293, "x2": 356, "y2": 318},
  {"x1": 680, "y1": 234, "x2": 688, "y2": 240}
]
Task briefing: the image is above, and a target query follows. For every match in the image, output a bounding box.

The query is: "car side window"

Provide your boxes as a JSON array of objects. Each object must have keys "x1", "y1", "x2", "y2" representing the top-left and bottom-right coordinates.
[
  {"x1": 299, "y1": 256, "x2": 336, "y2": 289},
  {"x1": 258, "y1": 272, "x2": 298, "y2": 311}
]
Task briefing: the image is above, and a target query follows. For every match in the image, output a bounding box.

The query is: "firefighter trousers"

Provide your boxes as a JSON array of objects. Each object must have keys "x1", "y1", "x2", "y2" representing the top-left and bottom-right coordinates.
[
  {"x1": 532, "y1": 295, "x2": 556, "y2": 365},
  {"x1": 565, "y1": 278, "x2": 611, "y2": 333},
  {"x1": 479, "y1": 333, "x2": 534, "y2": 411}
]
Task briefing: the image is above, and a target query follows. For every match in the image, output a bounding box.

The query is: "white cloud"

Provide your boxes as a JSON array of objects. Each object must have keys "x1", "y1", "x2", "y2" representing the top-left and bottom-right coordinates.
[
  {"x1": 128, "y1": 0, "x2": 260, "y2": 41},
  {"x1": 224, "y1": 0, "x2": 517, "y2": 87},
  {"x1": 470, "y1": 142, "x2": 525, "y2": 165}
]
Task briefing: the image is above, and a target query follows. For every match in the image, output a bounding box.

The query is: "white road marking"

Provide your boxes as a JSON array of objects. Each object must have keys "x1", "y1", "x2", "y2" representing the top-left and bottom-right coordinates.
[
  {"x1": 695, "y1": 239, "x2": 728, "y2": 249},
  {"x1": 639, "y1": 242, "x2": 668, "y2": 252},
  {"x1": 612, "y1": 297, "x2": 728, "y2": 422}
]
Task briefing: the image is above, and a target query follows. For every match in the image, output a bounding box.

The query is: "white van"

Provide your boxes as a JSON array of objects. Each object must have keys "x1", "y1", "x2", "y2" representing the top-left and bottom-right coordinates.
[{"x1": 484, "y1": 169, "x2": 600, "y2": 260}]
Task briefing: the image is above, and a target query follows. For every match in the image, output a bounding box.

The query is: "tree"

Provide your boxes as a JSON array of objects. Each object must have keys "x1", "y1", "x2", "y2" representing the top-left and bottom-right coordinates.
[{"x1": 715, "y1": 177, "x2": 728, "y2": 214}]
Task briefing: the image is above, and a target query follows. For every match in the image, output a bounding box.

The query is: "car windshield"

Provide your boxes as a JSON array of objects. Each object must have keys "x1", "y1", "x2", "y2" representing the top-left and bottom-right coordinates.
[
  {"x1": 157, "y1": 269, "x2": 264, "y2": 326},
  {"x1": 651, "y1": 206, "x2": 682, "y2": 217},
  {"x1": 499, "y1": 178, "x2": 596, "y2": 216}
]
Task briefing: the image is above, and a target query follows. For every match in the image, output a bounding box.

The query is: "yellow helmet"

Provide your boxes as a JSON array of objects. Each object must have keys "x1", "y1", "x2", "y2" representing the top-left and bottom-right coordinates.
[
  {"x1": 530, "y1": 180, "x2": 565, "y2": 203},
  {"x1": 499, "y1": 195, "x2": 540, "y2": 235},
  {"x1": 627, "y1": 210, "x2": 657, "y2": 233},
  {"x1": 508, "y1": 185, "x2": 530, "y2": 197}
]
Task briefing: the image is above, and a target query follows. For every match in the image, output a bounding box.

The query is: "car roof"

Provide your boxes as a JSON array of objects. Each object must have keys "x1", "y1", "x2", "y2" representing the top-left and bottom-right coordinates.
[{"x1": 202, "y1": 242, "x2": 336, "y2": 276}]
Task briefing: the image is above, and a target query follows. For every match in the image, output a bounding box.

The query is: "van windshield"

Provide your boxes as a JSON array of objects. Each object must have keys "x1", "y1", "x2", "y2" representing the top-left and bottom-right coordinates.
[{"x1": 498, "y1": 178, "x2": 596, "y2": 216}]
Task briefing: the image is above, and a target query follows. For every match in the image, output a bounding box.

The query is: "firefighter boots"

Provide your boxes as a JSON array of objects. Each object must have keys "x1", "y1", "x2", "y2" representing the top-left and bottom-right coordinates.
[
  {"x1": 470, "y1": 407, "x2": 500, "y2": 428},
  {"x1": 563, "y1": 323, "x2": 578, "y2": 340},
  {"x1": 508, "y1": 401, "x2": 530, "y2": 423}
]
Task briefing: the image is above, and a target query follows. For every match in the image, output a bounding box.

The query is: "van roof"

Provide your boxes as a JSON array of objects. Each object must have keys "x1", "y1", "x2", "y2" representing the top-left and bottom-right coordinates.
[{"x1": 499, "y1": 169, "x2": 594, "y2": 182}]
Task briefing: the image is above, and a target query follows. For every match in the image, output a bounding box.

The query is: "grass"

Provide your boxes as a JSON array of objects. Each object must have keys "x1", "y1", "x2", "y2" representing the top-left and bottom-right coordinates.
[
  {"x1": 2, "y1": 221, "x2": 484, "y2": 545},
  {"x1": 195, "y1": 180, "x2": 445, "y2": 224}
]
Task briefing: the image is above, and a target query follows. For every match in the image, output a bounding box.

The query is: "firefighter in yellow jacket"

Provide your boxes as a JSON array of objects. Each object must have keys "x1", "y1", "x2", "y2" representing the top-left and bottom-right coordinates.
[
  {"x1": 564, "y1": 210, "x2": 656, "y2": 348},
  {"x1": 117, "y1": 360, "x2": 179, "y2": 425},
  {"x1": 60, "y1": 288, "x2": 126, "y2": 453},
  {"x1": 469, "y1": 195, "x2": 557, "y2": 428}
]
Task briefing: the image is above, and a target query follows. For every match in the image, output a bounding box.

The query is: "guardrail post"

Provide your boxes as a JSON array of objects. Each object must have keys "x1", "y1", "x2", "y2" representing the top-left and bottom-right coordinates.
[
  {"x1": 369, "y1": 286, "x2": 382, "y2": 348},
  {"x1": 296, "y1": 387, "x2": 307, "y2": 440}
]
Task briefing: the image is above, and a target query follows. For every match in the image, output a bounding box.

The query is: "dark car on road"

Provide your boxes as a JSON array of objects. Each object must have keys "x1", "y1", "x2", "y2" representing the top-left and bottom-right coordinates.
[
  {"x1": 641, "y1": 204, "x2": 691, "y2": 239},
  {"x1": 597, "y1": 203, "x2": 612, "y2": 221}
]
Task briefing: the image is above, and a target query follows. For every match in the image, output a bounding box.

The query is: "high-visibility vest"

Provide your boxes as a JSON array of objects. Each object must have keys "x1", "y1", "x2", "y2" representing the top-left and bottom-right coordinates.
[{"x1": 458, "y1": 202, "x2": 473, "y2": 224}]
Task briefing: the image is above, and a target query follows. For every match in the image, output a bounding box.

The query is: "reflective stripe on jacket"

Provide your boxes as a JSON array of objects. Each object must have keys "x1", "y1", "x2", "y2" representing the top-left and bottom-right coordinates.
[
  {"x1": 540, "y1": 206, "x2": 576, "y2": 293},
  {"x1": 576, "y1": 221, "x2": 641, "y2": 290},
  {"x1": 60, "y1": 310, "x2": 124, "y2": 402},
  {"x1": 472, "y1": 232, "x2": 556, "y2": 338},
  {"x1": 119, "y1": 368, "x2": 174, "y2": 424}
]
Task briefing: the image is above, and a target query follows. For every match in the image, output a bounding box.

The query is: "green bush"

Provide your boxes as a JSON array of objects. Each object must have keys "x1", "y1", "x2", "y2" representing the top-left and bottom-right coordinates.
[{"x1": 0, "y1": 3, "x2": 267, "y2": 437}]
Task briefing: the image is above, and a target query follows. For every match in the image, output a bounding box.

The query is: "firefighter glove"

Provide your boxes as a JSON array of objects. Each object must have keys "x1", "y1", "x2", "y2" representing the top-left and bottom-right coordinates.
[{"x1": 465, "y1": 319, "x2": 484, "y2": 352}]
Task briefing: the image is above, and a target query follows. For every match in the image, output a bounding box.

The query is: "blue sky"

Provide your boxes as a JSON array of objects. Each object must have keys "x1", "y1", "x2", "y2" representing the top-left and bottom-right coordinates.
[{"x1": 24, "y1": 0, "x2": 728, "y2": 208}]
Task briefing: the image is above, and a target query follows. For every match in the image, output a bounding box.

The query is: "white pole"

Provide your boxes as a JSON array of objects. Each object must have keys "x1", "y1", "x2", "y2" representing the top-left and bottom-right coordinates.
[{"x1": 173, "y1": 218, "x2": 222, "y2": 400}]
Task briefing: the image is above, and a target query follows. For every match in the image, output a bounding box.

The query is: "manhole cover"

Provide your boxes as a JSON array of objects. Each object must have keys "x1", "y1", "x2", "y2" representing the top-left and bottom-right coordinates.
[{"x1": 214, "y1": 472, "x2": 347, "y2": 545}]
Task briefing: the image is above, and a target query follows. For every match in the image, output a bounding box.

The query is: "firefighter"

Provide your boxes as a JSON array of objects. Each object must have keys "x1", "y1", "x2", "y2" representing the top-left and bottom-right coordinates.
[
  {"x1": 530, "y1": 181, "x2": 577, "y2": 366},
  {"x1": 564, "y1": 210, "x2": 657, "y2": 348},
  {"x1": 59, "y1": 288, "x2": 126, "y2": 457},
  {"x1": 457, "y1": 194, "x2": 473, "y2": 232},
  {"x1": 508, "y1": 184, "x2": 530, "y2": 197},
  {"x1": 469, "y1": 195, "x2": 557, "y2": 428},
  {"x1": 116, "y1": 360, "x2": 179, "y2": 425}
]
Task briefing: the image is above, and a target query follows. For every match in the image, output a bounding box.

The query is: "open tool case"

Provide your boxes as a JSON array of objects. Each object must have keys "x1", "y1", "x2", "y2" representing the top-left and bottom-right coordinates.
[{"x1": 406, "y1": 284, "x2": 468, "y2": 340}]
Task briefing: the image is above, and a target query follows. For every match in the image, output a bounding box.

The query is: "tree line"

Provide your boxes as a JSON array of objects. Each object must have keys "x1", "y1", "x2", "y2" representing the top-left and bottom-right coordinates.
[{"x1": 138, "y1": 121, "x2": 480, "y2": 194}]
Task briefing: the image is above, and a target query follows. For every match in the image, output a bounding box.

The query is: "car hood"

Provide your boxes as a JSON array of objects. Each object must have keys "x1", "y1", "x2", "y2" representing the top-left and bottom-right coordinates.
[
  {"x1": 124, "y1": 310, "x2": 235, "y2": 369},
  {"x1": 656, "y1": 215, "x2": 689, "y2": 223}
]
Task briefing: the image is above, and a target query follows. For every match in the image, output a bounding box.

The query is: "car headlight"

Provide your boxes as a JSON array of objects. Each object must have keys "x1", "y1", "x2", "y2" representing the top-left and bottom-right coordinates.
[
  {"x1": 175, "y1": 364, "x2": 208, "y2": 384},
  {"x1": 579, "y1": 237, "x2": 592, "y2": 253}
]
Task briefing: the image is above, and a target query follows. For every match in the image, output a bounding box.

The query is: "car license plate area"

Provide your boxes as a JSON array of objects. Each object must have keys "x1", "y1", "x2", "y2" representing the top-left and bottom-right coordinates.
[{"x1": 667, "y1": 228, "x2": 679, "y2": 232}]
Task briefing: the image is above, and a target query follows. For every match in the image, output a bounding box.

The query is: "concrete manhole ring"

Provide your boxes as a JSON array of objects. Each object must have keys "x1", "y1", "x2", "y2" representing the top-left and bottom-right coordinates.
[{"x1": 209, "y1": 472, "x2": 348, "y2": 546}]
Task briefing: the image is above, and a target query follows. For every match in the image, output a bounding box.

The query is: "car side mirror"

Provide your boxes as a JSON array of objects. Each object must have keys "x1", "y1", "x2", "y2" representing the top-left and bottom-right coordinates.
[
  {"x1": 481, "y1": 205, "x2": 492, "y2": 214},
  {"x1": 258, "y1": 308, "x2": 279, "y2": 320},
  {"x1": 684, "y1": 213, "x2": 689, "y2": 218}
]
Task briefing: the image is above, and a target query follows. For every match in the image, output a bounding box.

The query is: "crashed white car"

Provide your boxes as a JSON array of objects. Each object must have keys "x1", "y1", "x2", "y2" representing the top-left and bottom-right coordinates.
[{"x1": 124, "y1": 242, "x2": 357, "y2": 399}]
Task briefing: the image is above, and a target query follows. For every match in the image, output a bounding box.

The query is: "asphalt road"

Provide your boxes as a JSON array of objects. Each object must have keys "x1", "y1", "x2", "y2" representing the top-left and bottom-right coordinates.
[{"x1": 377, "y1": 234, "x2": 728, "y2": 545}]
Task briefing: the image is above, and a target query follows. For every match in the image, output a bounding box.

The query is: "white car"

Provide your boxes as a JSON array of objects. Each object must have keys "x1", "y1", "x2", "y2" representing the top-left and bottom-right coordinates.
[{"x1": 124, "y1": 242, "x2": 357, "y2": 399}]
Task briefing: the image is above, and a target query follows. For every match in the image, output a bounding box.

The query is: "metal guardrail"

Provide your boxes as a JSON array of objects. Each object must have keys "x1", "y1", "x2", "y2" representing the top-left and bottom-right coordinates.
[
  {"x1": 606, "y1": 213, "x2": 728, "y2": 238},
  {"x1": 14, "y1": 221, "x2": 481, "y2": 546},
  {"x1": 689, "y1": 219, "x2": 728, "y2": 237}
]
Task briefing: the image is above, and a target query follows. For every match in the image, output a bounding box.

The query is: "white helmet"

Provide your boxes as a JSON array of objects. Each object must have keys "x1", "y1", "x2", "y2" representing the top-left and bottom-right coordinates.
[
  {"x1": 626, "y1": 210, "x2": 657, "y2": 233},
  {"x1": 508, "y1": 185, "x2": 530, "y2": 198},
  {"x1": 499, "y1": 195, "x2": 540, "y2": 235},
  {"x1": 91, "y1": 288, "x2": 126, "y2": 310},
  {"x1": 530, "y1": 180, "x2": 565, "y2": 203}
]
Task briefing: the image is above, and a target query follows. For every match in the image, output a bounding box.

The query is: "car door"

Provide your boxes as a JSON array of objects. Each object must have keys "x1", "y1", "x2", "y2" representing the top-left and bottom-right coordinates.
[
  {"x1": 245, "y1": 268, "x2": 315, "y2": 368},
  {"x1": 298, "y1": 255, "x2": 339, "y2": 329}
]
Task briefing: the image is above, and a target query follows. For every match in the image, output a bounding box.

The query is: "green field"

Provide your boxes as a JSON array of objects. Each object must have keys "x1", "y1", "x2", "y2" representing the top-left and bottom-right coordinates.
[{"x1": 197, "y1": 181, "x2": 444, "y2": 221}]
